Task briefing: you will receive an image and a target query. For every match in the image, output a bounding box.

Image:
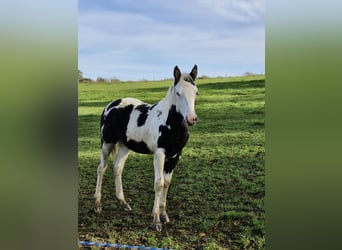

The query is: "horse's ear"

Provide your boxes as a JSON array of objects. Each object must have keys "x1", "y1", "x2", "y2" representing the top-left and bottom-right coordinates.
[
  {"x1": 174, "y1": 65, "x2": 181, "y2": 85},
  {"x1": 190, "y1": 64, "x2": 198, "y2": 80}
]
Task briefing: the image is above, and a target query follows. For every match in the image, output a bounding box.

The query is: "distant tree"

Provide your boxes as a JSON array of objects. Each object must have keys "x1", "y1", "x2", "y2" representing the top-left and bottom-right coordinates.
[
  {"x1": 244, "y1": 71, "x2": 256, "y2": 76},
  {"x1": 109, "y1": 77, "x2": 121, "y2": 83},
  {"x1": 198, "y1": 75, "x2": 210, "y2": 79},
  {"x1": 96, "y1": 77, "x2": 105, "y2": 82},
  {"x1": 78, "y1": 69, "x2": 83, "y2": 81}
]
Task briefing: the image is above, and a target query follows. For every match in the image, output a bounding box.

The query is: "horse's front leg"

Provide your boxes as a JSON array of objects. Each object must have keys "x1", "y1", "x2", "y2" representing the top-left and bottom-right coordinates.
[
  {"x1": 152, "y1": 148, "x2": 165, "y2": 231},
  {"x1": 159, "y1": 155, "x2": 179, "y2": 224},
  {"x1": 160, "y1": 170, "x2": 173, "y2": 224}
]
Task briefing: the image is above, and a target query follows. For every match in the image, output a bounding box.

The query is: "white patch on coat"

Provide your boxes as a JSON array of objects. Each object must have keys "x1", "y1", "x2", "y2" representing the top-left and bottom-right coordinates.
[
  {"x1": 125, "y1": 98, "x2": 169, "y2": 152},
  {"x1": 120, "y1": 97, "x2": 143, "y2": 107},
  {"x1": 103, "y1": 98, "x2": 143, "y2": 118}
]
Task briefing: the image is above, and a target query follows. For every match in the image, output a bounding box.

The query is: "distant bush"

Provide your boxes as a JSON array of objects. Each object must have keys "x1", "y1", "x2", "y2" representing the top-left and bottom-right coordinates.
[
  {"x1": 96, "y1": 77, "x2": 105, "y2": 82},
  {"x1": 109, "y1": 77, "x2": 121, "y2": 83},
  {"x1": 244, "y1": 72, "x2": 257, "y2": 76},
  {"x1": 198, "y1": 75, "x2": 210, "y2": 79},
  {"x1": 79, "y1": 78, "x2": 93, "y2": 83}
]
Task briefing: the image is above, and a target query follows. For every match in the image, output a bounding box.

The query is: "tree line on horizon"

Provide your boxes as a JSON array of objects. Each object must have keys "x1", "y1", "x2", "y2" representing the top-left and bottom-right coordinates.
[{"x1": 78, "y1": 69, "x2": 262, "y2": 83}]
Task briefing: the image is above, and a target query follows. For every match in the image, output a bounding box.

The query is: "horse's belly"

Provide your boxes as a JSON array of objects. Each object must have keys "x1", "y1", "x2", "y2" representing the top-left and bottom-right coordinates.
[{"x1": 124, "y1": 139, "x2": 152, "y2": 154}]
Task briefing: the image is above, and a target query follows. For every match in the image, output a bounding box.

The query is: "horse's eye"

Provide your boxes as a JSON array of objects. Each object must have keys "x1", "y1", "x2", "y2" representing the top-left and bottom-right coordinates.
[{"x1": 176, "y1": 92, "x2": 181, "y2": 97}]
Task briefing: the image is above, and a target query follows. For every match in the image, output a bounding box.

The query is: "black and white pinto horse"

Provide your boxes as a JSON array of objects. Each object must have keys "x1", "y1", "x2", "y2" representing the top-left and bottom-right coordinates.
[{"x1": 94, "y1": 65, "x2": 198, "y2": 231}]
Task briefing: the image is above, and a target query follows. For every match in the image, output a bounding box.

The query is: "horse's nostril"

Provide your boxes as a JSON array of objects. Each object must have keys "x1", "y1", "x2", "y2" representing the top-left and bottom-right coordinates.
[{"x1": 187, "y1": 115, "x2": 197, "y2": 125}]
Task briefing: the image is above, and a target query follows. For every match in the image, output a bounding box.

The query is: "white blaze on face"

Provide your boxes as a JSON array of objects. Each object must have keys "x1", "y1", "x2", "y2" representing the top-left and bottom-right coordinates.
[{"x1": 174, "y1": 78, "x2": 198, "y2": 125}]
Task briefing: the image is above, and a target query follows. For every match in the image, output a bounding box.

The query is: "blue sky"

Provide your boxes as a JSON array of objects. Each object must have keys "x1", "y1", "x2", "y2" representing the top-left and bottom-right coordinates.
[{"x1": 78, "y1": 0, "x2": 264, "y2": 81}]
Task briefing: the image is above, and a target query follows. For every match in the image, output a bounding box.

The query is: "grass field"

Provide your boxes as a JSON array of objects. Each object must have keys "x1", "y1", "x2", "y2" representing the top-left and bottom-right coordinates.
[{"x1": 78, "y1": 75, "x2": 265, "y2": 250}]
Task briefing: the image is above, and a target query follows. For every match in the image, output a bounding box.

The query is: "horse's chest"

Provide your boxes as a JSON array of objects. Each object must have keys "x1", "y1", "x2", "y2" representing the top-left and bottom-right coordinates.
[
  {"x1": 157, "y1": 105, "x2": 189, "y2": 158},
  {"x1": 158, "y1": 125, "x2": 189, "y2": 157}
]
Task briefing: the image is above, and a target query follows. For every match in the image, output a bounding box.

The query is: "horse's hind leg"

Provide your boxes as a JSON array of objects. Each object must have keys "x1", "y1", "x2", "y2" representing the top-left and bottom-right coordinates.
[
  {"x1": 113, "y1": 142, "x2": 131, "y2": 211},
  {"x1": 94, "y1": 142, "x2": 115, "y2": 213}
]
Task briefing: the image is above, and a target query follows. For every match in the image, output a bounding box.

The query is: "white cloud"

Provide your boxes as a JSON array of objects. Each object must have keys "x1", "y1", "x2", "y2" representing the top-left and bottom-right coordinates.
[
  {"x1": 154, "y1": 0, "x2": 265, "y2": 26},
  {"x1": 78, "y1": 1, "x2": 264, "y2": 80}
]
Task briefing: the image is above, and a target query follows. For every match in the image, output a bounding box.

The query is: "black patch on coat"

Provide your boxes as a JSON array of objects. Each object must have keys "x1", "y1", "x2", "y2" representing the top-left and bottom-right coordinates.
[
  {"x1": 136, "y1": 104, "x2": 150, "y2": 127},
  {"x1": 158, "y1": 105, "x2": 189, "y2": 172},
  {"x1": 100, "y1": 109, "x2": 105, "y2": 147},
  {"x1": 164, "y1": 154, "x2": 181, "y2": 174},
  {"x1": 149, "y1": 103, "x2": 157, "y2": 110},
  {"x1": 101, "y1": 104, "x2": 134, "y2": 144},
  {"x1": 126, "y1": 140, "x2": 151, "y2": 154},
  {"x1": 101, "y1": 99, "x2": 122, "y2": 132},
  {"x1": 106, "y1": 99, "x2": 122, "y2": 111}
]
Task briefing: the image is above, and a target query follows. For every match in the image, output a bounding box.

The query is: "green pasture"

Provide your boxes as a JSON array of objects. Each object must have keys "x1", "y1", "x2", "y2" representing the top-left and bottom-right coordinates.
[{"x1": 78, "y1": 75, "x2": 265, "y2": 249}]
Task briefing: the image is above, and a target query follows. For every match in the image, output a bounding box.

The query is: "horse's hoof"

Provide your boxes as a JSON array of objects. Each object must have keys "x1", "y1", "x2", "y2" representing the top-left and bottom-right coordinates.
[
  {"x1": 153, "y1": 222, "x2": 162, "y2": 232},
  {"x1": 124, "y1": 203, "x2": 132, "y2": 211},
  {"x1": 94, "y1": 205, "x2": 102, "y2": 214},
  {"x1": 119, "y1": 200, "x2": 132, "y2": 211},
  {"x1": 160, "y1": 214, "x2": 170, "y2": 224}
]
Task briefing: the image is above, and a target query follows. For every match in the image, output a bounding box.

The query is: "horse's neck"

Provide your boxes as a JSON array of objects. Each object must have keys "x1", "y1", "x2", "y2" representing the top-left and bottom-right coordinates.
[
  {"x1": 159, "y1": 85, "x2": 177, "y2": 111},
  {"x1": 154, "y1": 85, "x2": 184, "y2": 125}
]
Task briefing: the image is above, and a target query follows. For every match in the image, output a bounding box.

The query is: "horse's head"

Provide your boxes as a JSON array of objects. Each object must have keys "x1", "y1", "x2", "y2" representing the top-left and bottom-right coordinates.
[{"x1": 173, "y1": 65, "x2": 198, "y2": 126}]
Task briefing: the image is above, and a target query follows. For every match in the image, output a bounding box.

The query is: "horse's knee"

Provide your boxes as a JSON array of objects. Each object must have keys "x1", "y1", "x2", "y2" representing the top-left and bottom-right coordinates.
[
  {"x1": 114, "y1": 166, "x2": 123, "y2": 177},
  {"x1": 97, "y1": 163, "x2": 107, "y2": 175},
  {"x1": 164, "y1": 178, "x2": 171, "y2": 188},
  {"x1": 163, "y1": 171, "x2": 173, "y2": 187},
  {"x1": 154, "y1": 177, "x2": 164, "y2": 192},
  {"x1": 102, "y1": 142, "x2": 115, "y2": 155}
]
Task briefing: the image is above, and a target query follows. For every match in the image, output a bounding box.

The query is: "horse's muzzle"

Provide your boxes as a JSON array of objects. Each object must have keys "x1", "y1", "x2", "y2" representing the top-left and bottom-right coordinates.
[{"x1": 186, "y1": 115, "x2": 197, "y2": 126}]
